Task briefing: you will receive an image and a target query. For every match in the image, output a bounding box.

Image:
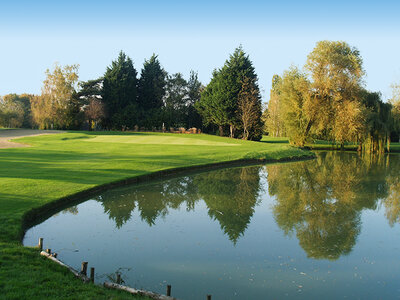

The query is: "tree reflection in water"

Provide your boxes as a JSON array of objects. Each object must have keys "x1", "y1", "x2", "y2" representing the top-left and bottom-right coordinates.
[
  {"x1": 67, "y1": 151, "x2": 400, "y2": 260},
  {"x1": 94, "y1": 167, "x2": 263, "y2": 244},
  {"x1": 267, "y1": 152, "x2": 391, "y2": 260}
]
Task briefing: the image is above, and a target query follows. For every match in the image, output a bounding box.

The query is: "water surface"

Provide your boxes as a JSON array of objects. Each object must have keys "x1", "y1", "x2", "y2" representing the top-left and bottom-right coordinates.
[{"x1": 24, "y1": 152, "x2": 400, "y2": 299}]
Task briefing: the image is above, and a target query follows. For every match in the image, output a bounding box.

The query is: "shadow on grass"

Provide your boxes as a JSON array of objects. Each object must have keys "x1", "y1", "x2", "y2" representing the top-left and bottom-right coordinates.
[
  {"x1": 260, "y1": 140, "x2": 289, "y2": 144},
  {"x1": 0, "y1": 148, "x2": 221, "y2": 185}
]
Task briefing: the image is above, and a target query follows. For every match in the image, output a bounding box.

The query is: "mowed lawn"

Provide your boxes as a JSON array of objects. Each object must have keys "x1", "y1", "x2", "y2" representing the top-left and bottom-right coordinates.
[{"x1": 0, "y1": 131, "x2": 311, "y2": 299}]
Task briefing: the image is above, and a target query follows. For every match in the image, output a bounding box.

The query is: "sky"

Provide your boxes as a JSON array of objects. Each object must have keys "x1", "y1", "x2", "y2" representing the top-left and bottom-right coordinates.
[{"x1": 1, "y1": 0, "x2": 400, "y2": 101}]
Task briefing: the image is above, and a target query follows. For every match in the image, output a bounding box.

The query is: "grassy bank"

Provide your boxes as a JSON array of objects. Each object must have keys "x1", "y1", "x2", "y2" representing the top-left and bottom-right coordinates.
[
  {"x1": 261, "y1": 136, "x2": 400, "y2": 152},
  {"x1": 0, "y1": 131, "x2": 312, "y2": 299}
]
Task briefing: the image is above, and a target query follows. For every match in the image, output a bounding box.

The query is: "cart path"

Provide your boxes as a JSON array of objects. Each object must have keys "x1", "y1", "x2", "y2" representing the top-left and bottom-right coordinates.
[{"x1": 0, "y1": 129, "x2": 64, "y2": 148}]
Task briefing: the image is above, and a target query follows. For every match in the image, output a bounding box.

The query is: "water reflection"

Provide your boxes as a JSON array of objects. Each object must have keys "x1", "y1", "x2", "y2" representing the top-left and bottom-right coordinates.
[
  {"x1": 63, "y1": 152, "x2": 400, "y2": 260},
  {"x1": 267, "y1": 152, "x2": 392, "y2": 260},
  {"x1": 92, "y1": 166, "x2": 263, "y2": 244},
  {"x1": 198, "y1": 167, "x2": 262, "y2": 244}
]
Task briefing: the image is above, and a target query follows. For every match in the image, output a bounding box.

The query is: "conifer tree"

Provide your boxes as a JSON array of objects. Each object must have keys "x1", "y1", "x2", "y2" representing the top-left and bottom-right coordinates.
[
  {"x1": 137, "y1": 54, "x2": 167, "y2": 128},
  {"x1": 197, "y1": 46, "x2": 262, "y2": 139},
  {"x1": 102, "y1": 51, "x2": 138, "y2": 129}
]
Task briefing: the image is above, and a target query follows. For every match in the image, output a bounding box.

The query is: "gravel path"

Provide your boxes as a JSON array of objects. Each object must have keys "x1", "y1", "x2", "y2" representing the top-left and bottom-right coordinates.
[{"x1": 0, "y1": 129, "x2": 64, "y2": 148}]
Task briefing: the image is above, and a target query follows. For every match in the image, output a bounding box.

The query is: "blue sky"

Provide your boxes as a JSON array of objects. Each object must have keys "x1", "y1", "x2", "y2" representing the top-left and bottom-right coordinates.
[{"x1": 1, "y1": 0, "x2": 399, "y2": 101}]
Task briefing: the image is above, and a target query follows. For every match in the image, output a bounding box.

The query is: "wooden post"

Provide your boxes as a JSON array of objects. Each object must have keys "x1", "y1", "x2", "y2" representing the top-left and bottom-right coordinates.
[
  {"x1": 38, "y1": 238, "x2": 43, "y2": 250},
  {"x1": 40, "y1": 251, "x2": 90, "y2": 283},
  {"x1": 207, "y1": 295, "x2": 211, "y2": 300},
  {"x1": 166, "y1": 285, "x2": 171, "y2": 296},
  {"x1": 81, "y1": 262, "x2": 88, "y2": 276},
  {"x1": 116, "y1": 274, "x2": 121, "y2": 284},
  {"x1": 46, "y1": 248, "x2": 51, "y2": 254},
  {"x1": 90, "y1": 267, "x2": 95, "y2": 283}
]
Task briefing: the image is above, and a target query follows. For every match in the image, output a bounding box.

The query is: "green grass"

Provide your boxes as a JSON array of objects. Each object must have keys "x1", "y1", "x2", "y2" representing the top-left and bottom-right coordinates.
[
  {"x1": 261, "y1": 136, "x2": 400, "y2": 152},
  {"x1": 0, "y1": 131, "x2": 312, "y2": 299}
]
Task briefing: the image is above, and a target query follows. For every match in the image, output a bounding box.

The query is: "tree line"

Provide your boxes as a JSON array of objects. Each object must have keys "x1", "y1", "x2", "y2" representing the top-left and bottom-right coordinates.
[
  {"x1": 264, "y1": 40, "x2": 400, "y2": 153},
  {"x1": 0, "y1": 47, "x2": 263, "y2": 140}
]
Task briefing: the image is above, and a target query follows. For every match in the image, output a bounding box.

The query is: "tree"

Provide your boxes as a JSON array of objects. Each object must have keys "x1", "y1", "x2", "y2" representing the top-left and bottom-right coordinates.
[
  {"x1": 265, "y1": 75, "x2": 286, "y2": 137},
  {"x1": 278, "y1": 66, "x2": 313, "y2": 146},
  {"x1": 163, "y1": 73, "x2": 188, "y2": 128},
  {"x1": 197, "y1": 46, "x2": 261, "y2": 139},
  {"x1": 137, "y1": 54, "x2": 167, "y2": 128},
  {"x1": 31, "y1": 63, "x2": 79, "y2": 129},
  {"x1": 102, "y1": 51, "x2": 138, "y2": 129},
  {"x1": 390, "y1": 83, "x2": 400, "y2": 142},
  {"x1": 186, "y1": 70, "x2": 203, "y2": 129},
  {"x1": 77, "y1": 78, "x2": 104, "y2": 130},
  {"x1": 84, "y1": 99, "x2": 105, "y2": 130},
  {"x1": 1, "y1": 94, "x2": 33, "y2": 128},
  {"x1": 162, "y1": 71, "x2": 203, "y2": 129},
  {"x1": 196, "y1": 69, "x2": 229, "y2": 136},
  {"x1": 237, "y1": 77, "x2": 263, "y2": 140},
  {"x1": 333, "y1": 97, "x2": 365, "y2": 148},
  {"x1": 0, "y1": 96, "x2": 25, "y2": 128},
  {"x1": 266, "y1": 40, "x2": 375, "y2": 150},
  {"x1": 0, "y1": 94, "x2": 34, "y2": 128},
  {"x1": 362, "y1": 91, "x2": 392, "y2": 153},
  {"x1": 305, "y1": 41, "x2": 365, "y2": 142}
]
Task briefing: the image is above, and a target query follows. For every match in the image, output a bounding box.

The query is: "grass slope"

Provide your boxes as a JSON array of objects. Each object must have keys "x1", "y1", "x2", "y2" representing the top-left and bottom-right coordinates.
[
  {"x1": 0, "y1": 131, "x2": 311, "y2": 299},
  {"x1": 261, "y1": 136, "x2": 400, "y2": 152}
]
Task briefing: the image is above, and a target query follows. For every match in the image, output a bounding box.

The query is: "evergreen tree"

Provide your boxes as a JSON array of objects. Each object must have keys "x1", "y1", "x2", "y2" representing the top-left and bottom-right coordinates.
[
  {"x1": 186, "y1": 70, "x2": 203, "y2": 129},
  {"x1": 102, "y1": 51, "x2": 138, "y2": 129},
  {"x1": 162, "y1": 71, "x2": 203, "y2": 129},
  {"x1": 196, "y1": 46, "x2": 261, "y2": 138},
  {"x1": 76, "y1": 78, "x2": 104, "y2": 130},
  {"x1": 137, "y1": 54, "x2": 167, "y2": 128}
]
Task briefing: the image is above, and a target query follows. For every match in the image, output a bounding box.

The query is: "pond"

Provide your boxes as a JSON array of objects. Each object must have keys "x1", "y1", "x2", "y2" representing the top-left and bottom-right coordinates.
[{"x1": 24, "y1": 152, "x2": 400, "y2": 299}]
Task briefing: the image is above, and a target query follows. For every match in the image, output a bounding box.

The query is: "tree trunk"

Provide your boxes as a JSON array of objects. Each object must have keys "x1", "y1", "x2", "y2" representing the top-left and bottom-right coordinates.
[
  {"x1": 219, "y1": 125, "x2": 223, "y2": 136},
  {"x1": 304, "y1": 118, "x2": 314, "y2": 139}
]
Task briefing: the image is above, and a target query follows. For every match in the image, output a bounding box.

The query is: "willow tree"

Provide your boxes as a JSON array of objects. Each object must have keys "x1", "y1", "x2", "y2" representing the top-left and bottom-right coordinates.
[
  {"x1": 278, "y1": 66, "x2": 313, "y2": 146},
  {"x1": 362, "y1": 91, "x2": 393, "y2": 153},
  {"x1": 305, "y1": 41, "x2": 365, "y2": 145},
  {"x1": 390, "y1": 83, "x2": 400, "y2": 142}
]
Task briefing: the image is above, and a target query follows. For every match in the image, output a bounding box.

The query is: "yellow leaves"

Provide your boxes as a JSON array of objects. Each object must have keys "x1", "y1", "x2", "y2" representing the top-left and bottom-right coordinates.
[
  {"x1": 32, "y1": 63, "x2": 80, "y2": 129},
  {"x1": 333, "y1": 100, "x2": 364, "y2": 143}
]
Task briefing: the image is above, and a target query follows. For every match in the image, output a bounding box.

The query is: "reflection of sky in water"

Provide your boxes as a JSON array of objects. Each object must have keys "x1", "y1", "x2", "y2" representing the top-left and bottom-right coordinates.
[{"x1": 24, "y1": 153, "x2": 400, "y2": 299}]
